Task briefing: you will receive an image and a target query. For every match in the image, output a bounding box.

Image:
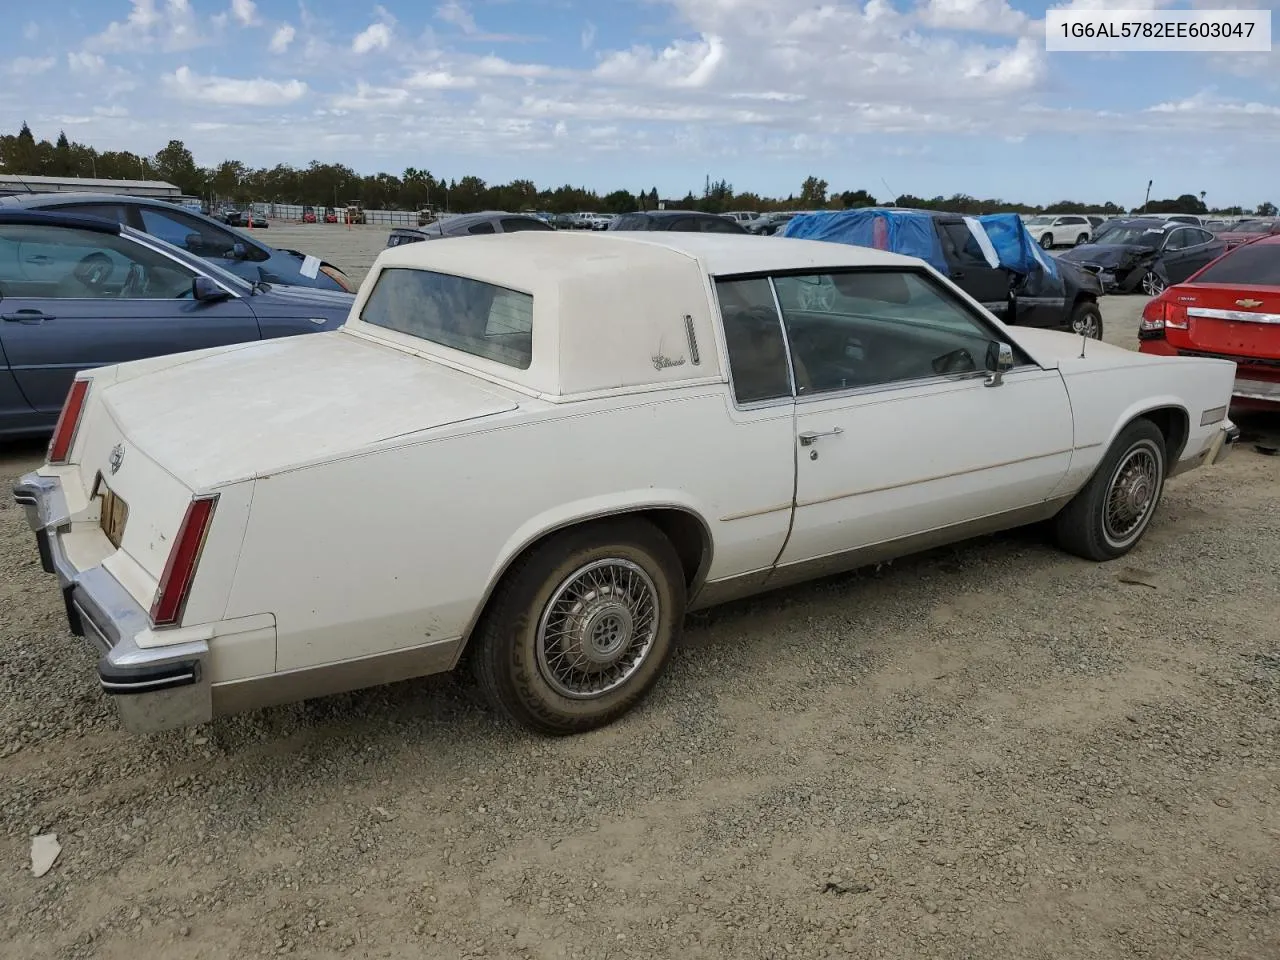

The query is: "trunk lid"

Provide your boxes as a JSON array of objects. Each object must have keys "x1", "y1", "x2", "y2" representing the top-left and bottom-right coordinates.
[
  {"x1": 94, "y1": 330, "x2": 520, "y2": 491},
  {"x1": 1166, "y1": 283, "x2": 1280, "y2": 360}
]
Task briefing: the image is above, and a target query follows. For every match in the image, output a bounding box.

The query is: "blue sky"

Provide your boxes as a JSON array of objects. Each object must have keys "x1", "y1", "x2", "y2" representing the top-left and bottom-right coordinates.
[{"x1": 2, "y1": 0, "x2": 1277, "y2": 207}]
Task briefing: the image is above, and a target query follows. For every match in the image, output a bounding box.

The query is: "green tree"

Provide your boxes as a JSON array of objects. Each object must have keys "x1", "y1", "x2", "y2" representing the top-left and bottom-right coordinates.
[
  {"x1": 152, "y1": 139, "x2": 202, "y2": 195},
  {"x1": 799, "y1": 175, "x2": 828, "y2": 207},
  {"x1": 1257, "y1": 201, "x2": 1277, "y2": 217}
]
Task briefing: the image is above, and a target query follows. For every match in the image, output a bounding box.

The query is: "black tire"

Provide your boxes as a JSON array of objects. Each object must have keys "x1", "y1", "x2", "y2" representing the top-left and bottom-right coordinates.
[
  {"x1": 1052, "y1": 418, "x2": 1167, "y2": 561},
  {"x1": 1069, "y1": 300, "x2": 1103, "y2": 339},
  {"x1": 1075, "y1": 233, "x2": 1089, "y2": 245},
  {"x1": 1040, "y1": 232, "x2": 1054, "y2": 249},
  {"x1": 469, "y1": 517, "x2": 686, "y2": 735}
]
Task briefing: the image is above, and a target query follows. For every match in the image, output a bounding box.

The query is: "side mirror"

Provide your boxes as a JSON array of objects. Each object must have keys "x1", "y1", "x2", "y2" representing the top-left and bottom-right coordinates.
[
  {"x1": 984, "y1": 340, "x2": 1014, "y2": 387},
  {"x1": 192, "y1": 276, "x2": 230, "y2": 302}
]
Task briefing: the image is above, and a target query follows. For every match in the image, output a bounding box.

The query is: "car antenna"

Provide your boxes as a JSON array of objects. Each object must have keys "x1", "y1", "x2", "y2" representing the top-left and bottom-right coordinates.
[{"x1": 1079, "y1": 327, "x2": 1088, "y2": 358}]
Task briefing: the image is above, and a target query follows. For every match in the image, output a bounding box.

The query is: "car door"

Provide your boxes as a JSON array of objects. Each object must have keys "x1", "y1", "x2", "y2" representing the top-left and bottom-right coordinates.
[
  {"x1": 1182, "y1": 227, "x2": 1223, "y2": 275},
  {"x1": 1158, "y1": 228, "x2": 1199, "y2": 283},
  {"x1": 0, "y1": 221, "x2": 259, "y2": 421},
  {"x1": 935, "y1": 219, "x2": 1010, "y2": 316},
  {"x1": 767, "y1": 267, "x2": 1074, "y2": 571}
]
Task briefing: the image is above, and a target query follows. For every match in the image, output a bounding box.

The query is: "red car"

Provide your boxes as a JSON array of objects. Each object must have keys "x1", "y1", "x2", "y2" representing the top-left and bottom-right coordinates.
[
  {"x1": 1139, "y1": 234, "x2": 1280, "y2": 411},
  {"x1": 302, "y1": 210, "x2": 317, "y2": 223},
  {"x1": 1215, "y1": 218, "x2": 1280, "y2": 250},
  {"x1": 324, "y1": 210, "x2": 338, "y2": 224}
]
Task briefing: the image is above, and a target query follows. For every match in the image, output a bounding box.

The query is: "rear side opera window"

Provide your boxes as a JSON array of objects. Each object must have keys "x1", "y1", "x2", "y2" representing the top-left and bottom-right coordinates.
[
  {"x1": 360, "y1": 267, "x2": 533, "y2": 369},
  {"x1": 1193, "y1": 244, "x2": 1280, "y2": 286}
]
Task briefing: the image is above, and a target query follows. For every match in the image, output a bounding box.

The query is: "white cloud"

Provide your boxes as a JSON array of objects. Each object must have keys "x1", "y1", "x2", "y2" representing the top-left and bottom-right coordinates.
[
  {"x1": 406, "y1": 69, "x2": 477, "y2": 89},
  {"x1": 269, "y1": 23, "x2": 296, "y2": 53},
  {"x1": 6, "y1": 56, "x2": 55, "y2": 77},
  {"x1": 435, "y1": 1, "x2": 477, "y2": 34},
  {"x1": 67, "y1": 51, "x2": 106, "y2": 73},
  {"x1": 595, "y1": 34, "x2": 726, "y2": 88},
  {"x1": 352, "y1": 21, "x2": 392, "y2": 54},
  {"x1": 230, "y1": 0, "x2": 260, "y2": 27},
  {"x1": 331, "y1": 83, "x2": 410, "y2": 110},
  {"x1": 581, "y1": 21, "x2": 596, "y2": 50},
  {"x1": 164, "y1": 65, "x2": 308, "y2": 106},
  {"x1": 88, "y1": 0, "x2": 207, "y2": 52},
  {"x1": 919, "y1": 0, "x2": 1028, "y2": 35},
  {"x1": 474, "y1": 56, "x2": 554, "y2": 79}
]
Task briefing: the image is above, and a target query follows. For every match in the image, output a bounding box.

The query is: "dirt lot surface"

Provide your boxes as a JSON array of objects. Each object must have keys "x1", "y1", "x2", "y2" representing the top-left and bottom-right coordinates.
[{"x1": 1, "y1": 232, "x2": 1278, "y2": 960}]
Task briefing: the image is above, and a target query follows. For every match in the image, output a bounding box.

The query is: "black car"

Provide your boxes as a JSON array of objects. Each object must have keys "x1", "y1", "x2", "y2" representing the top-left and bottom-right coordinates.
[
  {"x1": 1060, "y1": 218, "x2": 1227, "y2": 296},
  {"x1": 0, "y1": 210, "x2": 353, "y2": 439},
  {"x1": 746, "y1": 212, "x2": 798, "y2": 236},
  {"x1": 920, "y1": 212, "x2": 1105, "y2": 337},
  {"x1": 608, "y1": 211, "x2": 748, "y2": 233},
  {"x1": 386, "y1": 211, "x2": 554, "y2": 247}
]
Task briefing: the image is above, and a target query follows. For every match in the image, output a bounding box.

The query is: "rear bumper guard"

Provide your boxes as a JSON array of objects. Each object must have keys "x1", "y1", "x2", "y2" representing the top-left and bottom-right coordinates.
[{"x1": 13, "y1": 471, "x2": 212, "y2": 734}]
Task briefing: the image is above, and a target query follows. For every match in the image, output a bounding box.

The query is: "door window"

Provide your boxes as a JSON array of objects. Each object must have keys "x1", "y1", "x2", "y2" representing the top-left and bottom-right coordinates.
[
  {"x1": 771, "y1": 269, "x2": 1022, "y2": 395},
  {"x1": 0, "y1": 223, "x2": 197, "y2": 300},
  {"x1": 713, "y1": 278, "x2": 793, "y2": 404},
  {"x1": 42, "y1": 202, "x2": 131, "y2": 225},
  {"x1": 467, "y1": 221, "x2": 497, "y2": 235},
  {"x1": 499, "y1": 218, "x2": 553, "y2": 233},
  {"x1": 1163, "y1": 229, "x2": 1190, "y2": 251},
  {"x1": 938, "y1": 222, "x2": 988, "y2": 267},
  {"x1": 698, "y1": 216, "x2": 743, "y2": 233},
  {"x1": 137, "y1": 206, "x2": 266, "y2": 262}
]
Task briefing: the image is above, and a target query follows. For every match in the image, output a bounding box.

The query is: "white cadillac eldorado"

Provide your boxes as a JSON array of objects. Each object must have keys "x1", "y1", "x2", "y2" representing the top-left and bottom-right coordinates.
[{"x1": 15, "y1": 232, "x2": 1240, "y2": 736}]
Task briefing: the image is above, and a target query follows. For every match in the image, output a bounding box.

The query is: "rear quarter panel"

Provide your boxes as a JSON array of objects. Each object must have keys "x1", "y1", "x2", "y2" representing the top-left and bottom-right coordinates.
[{"x1": 221, "y1": 390, "x2": 797, "y2": 672}]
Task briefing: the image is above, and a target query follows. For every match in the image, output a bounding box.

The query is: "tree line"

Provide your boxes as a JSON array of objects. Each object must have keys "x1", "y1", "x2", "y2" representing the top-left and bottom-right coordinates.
[{"x1": 0, "y1": 124, "x2": 1272, "y2": 218}]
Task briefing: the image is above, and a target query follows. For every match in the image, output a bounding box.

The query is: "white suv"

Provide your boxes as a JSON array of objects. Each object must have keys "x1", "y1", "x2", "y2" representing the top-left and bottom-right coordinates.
[{"x1": 1025, "y1": 215, "x2": 1094, "y2": 248}]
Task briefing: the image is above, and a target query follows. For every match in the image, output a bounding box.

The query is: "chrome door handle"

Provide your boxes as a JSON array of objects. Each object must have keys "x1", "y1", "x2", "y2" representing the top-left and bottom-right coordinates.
[{"x1": 798, "y1": 427, "x2": 844, "y2": 446}]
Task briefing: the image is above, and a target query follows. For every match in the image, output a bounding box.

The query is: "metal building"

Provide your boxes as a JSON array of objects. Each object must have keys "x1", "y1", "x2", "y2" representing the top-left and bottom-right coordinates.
[{"x1": 0, "y1": 174, "x2": 181, "y2": 199}]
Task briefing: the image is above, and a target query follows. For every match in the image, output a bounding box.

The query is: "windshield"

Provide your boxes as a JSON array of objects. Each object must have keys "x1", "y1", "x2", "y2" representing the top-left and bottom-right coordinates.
[
  {"x1": 121, "y1": 225, "x2": 252, "y2": 291},
  {"x1": 1194, "y1": 244, "x2": 1280, "y2": 286},
  {"x1": 1025, "y1": 216, "x2": 1053, "y2": 226},
  {"x1": 1091, "y1": 223, "x2": 1167, "y2": 246},
  {"x1": 359, "y1": 266, "x2": 534, "y2": 368}
]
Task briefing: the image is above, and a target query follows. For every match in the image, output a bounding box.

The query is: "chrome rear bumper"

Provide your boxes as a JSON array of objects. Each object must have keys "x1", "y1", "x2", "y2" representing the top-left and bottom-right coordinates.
[{"x1": 12, "y1": 472, "x2": 212, "y2": 734}]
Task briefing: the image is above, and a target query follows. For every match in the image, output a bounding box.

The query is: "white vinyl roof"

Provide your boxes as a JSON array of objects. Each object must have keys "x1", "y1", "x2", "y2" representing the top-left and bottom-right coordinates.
[{"x1": 345, "y1": 231, "x2": 928, "y2": 400}]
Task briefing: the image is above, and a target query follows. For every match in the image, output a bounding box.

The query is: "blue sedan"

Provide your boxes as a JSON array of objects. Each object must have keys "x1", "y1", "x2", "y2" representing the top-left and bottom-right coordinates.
[
  {"x1": 0, "y1": 192, "x2": 355, "y2": 293},
  {"x1": 0, "y1": 210, "x2": 353, "y2": 440}
]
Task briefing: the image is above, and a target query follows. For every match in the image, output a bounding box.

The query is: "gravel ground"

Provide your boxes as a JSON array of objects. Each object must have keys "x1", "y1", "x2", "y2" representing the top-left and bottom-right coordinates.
[{"x1": 2, "y1": 228, "x2": 1278, "y2": 960}]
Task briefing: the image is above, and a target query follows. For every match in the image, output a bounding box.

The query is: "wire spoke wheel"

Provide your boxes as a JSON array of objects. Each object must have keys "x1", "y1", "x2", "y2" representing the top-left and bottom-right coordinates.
[
  {"x1": 535, "y1": 558, "x2": 660, "y2": 700},
  {"x1": 1103, "y1": 444, "x2": 1161, "y2": 547}
]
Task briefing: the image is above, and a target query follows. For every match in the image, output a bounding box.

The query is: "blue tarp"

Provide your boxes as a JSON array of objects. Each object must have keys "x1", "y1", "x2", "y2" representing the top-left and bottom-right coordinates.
[
  {"x1": 781, "y1": 207, "x2": 1059, "y2": 283},
  {"x1": 781, "y1": 209, "x2": 949, "y2": 274},
  {"x1": 975, "y1": 213, "x2": 1059, "y2": 281}
]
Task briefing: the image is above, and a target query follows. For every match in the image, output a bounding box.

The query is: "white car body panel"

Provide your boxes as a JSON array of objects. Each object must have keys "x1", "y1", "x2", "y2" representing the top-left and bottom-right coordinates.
[{"x1": 18, "y1": 232, "x2": 1239, "y2": 733}]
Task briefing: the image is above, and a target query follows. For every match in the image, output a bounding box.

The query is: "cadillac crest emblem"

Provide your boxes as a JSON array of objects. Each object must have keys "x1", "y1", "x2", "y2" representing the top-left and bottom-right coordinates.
[{"x1": 109, "y1": 442, "x2": 125, "y2": 475}]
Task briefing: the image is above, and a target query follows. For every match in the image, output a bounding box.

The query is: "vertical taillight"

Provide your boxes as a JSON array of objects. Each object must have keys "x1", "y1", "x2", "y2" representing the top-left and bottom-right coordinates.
[
  {"x1": 150, "y1": 495, "x2": 219, "y2": 627},
  {"x1": 47, "y1": 378, "x2": 90, "y2": 464}
]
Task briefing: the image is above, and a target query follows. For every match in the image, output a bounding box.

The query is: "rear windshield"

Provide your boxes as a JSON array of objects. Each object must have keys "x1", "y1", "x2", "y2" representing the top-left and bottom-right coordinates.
[
  {"x1": 1194, "y1": 244, "x2": 1280, "y2": 286},
  {"x1": 360, "y1": 267, "x2": 534, "y2": 369}
]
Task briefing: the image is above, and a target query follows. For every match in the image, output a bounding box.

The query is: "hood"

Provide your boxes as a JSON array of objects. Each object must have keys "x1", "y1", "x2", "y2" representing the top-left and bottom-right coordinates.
[
  {"x1": 1010, "y1": 326, "x2": 1150, "y2": 368},
  {"x1": 96, "y1": 330, "x2": 520, "y2": 489},
  {"x1": 1061, "y1": 242, "x2": 1157, "y2": 265}
]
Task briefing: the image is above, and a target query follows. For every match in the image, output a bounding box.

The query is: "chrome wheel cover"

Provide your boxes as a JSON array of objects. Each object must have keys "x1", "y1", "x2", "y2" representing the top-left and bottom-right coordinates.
[
  {"x1": 1072, "y1": 312, "x2": 1101, "y2": 339},
  {"x1": 1142, "y1": 271, "x2": 1166, "y2": 296},
  {"x1": 1103, "y1": 443, "x2": 1161, "y2": 548},
  {"x1": 535, "y1": 558, "x2": 660, "y2": 700}
]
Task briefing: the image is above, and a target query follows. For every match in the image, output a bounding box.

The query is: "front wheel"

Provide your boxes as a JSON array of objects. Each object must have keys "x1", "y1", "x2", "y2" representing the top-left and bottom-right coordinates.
[
  {"x1": 469, "y1": 518, "x2": 686, "y2": 735},
  {"x1": 1075, "y1": 233, "x2": 1089, "y2": 246},
  {"x1": 1052, "y1": 419, "x2": 1167, "y2": 561},
  {"x1": 1069, "y1": 301, "x2": 1103, "y2": 339},
  {"x1": 1040, "y1": 233, "x2": 1054, "y2": 249},
  {"x1": 1141, "y1": 270, "x2": 1167, "y2": 296}
]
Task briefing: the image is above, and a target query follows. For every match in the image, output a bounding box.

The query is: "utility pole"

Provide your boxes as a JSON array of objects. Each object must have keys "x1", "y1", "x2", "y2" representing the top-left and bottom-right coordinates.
[{"x1": 1143, "y1": 179, "x2": 1152, "y2": 214}]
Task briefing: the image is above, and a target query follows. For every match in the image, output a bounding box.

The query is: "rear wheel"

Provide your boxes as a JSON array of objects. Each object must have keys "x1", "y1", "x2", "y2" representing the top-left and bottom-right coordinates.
[
  {"x1": 1040, "y1": 232, "x2": 1054, "y2": 249},
  {"x1": 1075, "y1": 233, "x2": 1089, "y2": 245},
  {"x1": 470, "y1": 518, "x2": 685, "y2": 735},
  {"x1": 1053, "y1": 419, "x2": 1167, "y2": 561}
]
